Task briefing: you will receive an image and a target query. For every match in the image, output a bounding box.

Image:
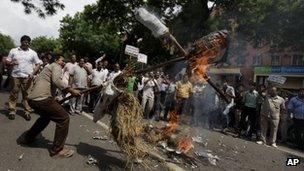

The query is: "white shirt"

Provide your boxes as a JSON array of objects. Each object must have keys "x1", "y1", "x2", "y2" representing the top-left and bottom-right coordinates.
[
  {"x1": 142, "y1": 77, "x2": 156, "y2": 98},
  {"x1": 7, "y1": 47, "x2": 41, "y2": 78},
  {"x1": 226, "y1": 85, "x2": 235, "y2": 104},
  {"x1": 91, "y1": 68, "x2": 109, "y2": 86},
  {"x1": 62, "y1": 62, "x2": 78, "y2": 86},
  {"x1": 160, "y1": 83, "x2": 169, "y2": 92},
  {"x1": 107, "y1": 70, "x2": 121, "y2": 82},
  {"x1": 167, "y1": 82, "x2": 176, "y2": 94},
  {"x1": 71, "y1": 65, "x2": 88, "y2": 89}
]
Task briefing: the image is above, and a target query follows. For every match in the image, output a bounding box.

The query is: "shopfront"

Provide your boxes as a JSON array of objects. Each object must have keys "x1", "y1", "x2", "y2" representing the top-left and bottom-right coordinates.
[{"x1": 254, "y1": 66, "x2": 304, "y2": 90}]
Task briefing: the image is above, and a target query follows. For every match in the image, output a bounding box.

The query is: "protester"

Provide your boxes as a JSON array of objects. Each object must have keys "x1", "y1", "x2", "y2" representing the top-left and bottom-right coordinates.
[
  {"x1": 84, "y1": 56, "x2": 93, "y2": 73},
  {"x1": 234, "y1": 84, "x2": 244, "y2": 132},
  {"x1": 0, "y1": 55, "x2": 4, "y2": 90},
  {"x1": 89, "y1": 61, "x2": 108, "y2": 110},
  {"x1": 240, "y1": 82, "x2": 259, "y2": 140},
  {"x1": 17, "y1": 55, "x2": 81, "y2": 158},
  {"x1": 287, "y1": 88, "x2": 304, "y2": 149},
  {"x1": 93, "y1": 63, "x2": 121, "y2": 122},
  {"x1": 256, "y1": 84, "x2": 267, "y2": 140},
  {"x1": 69, "y1": 58, "x2": 89, "y2": 115},
  {"x1": 141, "y1": 72, "x2": 157, "y2": 119},
  {"x1": 5, "y1": 35, "x2": 42, "y2": 120},
  {"x1": 127, "y1": 75, "x2": 138, "y2": 95},
  {"x1": 174, "y1": 74, "x2": 193, "y2": 116},
  {"x1": 257, "y1": 86, "x2": 285, "y2": 147},
  {"x1": 83, "y1": 57, "x2": 93, "y2": 105},
  {"x1": 107, "y1": 63, "x2": 121, "y2": 82},
  {"x1": 153, "y1": 71, "x2": 163, "y2": 120},
  {"x1": 163, "y1": 76, "x2": 176, "y2": 121},
  {"x1": 222, "y1": 80, "x2": 236, "y2": 131},
  {"x1": 62, "y1": 54, "x2": 78, "y2": 86},
  {"x1": 279, "y1": 96, "x2": 290, "y2": 143},
  {"x1": 192, "y1": 81, "x2": 207, "y2": 126}
]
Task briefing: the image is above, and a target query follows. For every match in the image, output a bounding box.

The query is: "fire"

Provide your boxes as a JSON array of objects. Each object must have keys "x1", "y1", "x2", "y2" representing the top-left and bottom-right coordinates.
[
  {"x1": 177, "y1": 137, "x2": 194, "y2": 154},
  {"x1": 187, "y1": 30, "x2": 228, "y2": 82},
  {"x1": 162, "y1": 108, "x2": 180, "y2": 139}
]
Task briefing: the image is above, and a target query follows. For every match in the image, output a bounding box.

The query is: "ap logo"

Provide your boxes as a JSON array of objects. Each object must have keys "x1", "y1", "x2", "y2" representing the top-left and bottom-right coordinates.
[{"x1": 286, "y1": 158, "x2": 300, "y2": 166}]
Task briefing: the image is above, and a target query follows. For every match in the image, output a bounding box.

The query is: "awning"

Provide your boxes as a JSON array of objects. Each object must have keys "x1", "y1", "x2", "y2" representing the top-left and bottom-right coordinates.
[{"x1": 208, "y1": 67, "x2": 241, "y2": 75}]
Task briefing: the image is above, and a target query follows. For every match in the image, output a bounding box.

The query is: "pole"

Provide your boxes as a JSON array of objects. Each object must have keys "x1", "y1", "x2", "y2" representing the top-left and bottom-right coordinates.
[
  {"x1": 203, "y1": 74, "x2": 230, "y2": 103},
  {"x1": 58, "y1": 85, "x2": 103, "y2": 104},
  {"x1": 168, "y1": 34, "x2": 188, "y2": 56},
  {"x1": 135, "y1": 56, "x2": 185, "y2": 74}
]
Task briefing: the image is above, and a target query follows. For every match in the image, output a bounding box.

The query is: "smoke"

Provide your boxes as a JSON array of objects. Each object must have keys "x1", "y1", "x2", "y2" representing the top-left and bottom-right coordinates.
[{"x1": 134, "y1": 7, "x2": 169, "y2": 37}]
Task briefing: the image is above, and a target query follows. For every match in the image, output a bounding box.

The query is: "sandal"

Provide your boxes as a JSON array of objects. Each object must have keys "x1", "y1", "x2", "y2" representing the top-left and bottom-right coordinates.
[{"x1": 52, "y1": 149, "x2": 74, "y2": 158}]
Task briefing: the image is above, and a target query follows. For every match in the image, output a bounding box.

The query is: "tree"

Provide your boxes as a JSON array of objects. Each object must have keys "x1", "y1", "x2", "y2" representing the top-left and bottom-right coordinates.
[
  {"x1": 59, "y1": 13, "x2": 121, "y2": 61},
  {"x1": 10, "y1": 0, "x2": 64, "y2": 18},
  {"x1": 0, "y1": 33, "x2": 15, "y2": 56},
  {"x1": 30, "y1": 36, "x2": 61, "y2": 54},
  {"x1": 213, "y1": 0, "x2": 304, "y2": 50}
]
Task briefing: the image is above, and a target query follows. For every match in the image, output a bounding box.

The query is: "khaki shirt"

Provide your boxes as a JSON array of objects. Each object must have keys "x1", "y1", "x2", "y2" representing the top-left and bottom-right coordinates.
[
  {"x1": 28, "y1": 63, "x2": 69, "y2": 101},
  {"x1": 261, "y1": 95, "x2": 285, "y2": 119},
  {"x1": 176, "y1": 81, "x2": 193, "y2": 99}
]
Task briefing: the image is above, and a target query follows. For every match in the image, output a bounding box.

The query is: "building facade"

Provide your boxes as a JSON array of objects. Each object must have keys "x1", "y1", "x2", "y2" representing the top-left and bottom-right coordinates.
[{"x1": 209, "y1": 42, "x2": 304, "y2": 90}]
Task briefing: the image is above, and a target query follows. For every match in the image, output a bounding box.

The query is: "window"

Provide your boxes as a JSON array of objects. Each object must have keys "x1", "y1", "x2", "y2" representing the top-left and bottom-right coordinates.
[
  {"x1": 252, "y1": 54, "x2": 262, "y2": 66},
  {"x1": 271, "y1": 55, "x2": 281, "y2": 66},
  {"x1": 293, "y1": 55, "x2": 304, "y2": 66}
]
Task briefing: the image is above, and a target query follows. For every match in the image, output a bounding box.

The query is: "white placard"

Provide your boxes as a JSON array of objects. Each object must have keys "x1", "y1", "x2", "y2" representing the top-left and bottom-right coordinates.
[
  {"x1": 137, "y1": 53, "x2": 148, "y2": 64},
  {"x1": 267, "y1": 75, "x2": 287, "y2": 85},
  {"x1": 125, "y1": 45, "x2": 139, "y2": 57}
]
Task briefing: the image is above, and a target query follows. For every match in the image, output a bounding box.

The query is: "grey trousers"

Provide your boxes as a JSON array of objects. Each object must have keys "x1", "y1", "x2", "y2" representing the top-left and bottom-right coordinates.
[
  {"x1": 141, "y1": 94, "x2": 154, "y2": 118},
  {"x1": 70, "y1": 94, "x2": 84, "y2": 114}
]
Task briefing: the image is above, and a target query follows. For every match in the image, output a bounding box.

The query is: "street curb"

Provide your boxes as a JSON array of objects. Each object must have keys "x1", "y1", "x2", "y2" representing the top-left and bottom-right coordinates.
[
  {"x1": 82, "y1": 112, "x2": 109, "y2": 130},
  {"x1": 81, "y1": 112, "x2": 186, "y2": 171}
]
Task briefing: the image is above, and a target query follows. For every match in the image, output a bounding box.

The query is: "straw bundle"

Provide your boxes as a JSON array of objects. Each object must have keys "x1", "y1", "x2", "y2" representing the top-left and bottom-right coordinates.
[{"x1": 110, "y1": 90, "x2": 149, "y2": 165}]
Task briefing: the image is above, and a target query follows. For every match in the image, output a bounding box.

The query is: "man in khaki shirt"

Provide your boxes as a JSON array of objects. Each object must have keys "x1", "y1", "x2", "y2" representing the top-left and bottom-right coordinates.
[
  {"x1": 174, "y1": 74, "x2": 193, "y2": 115},
  {"x1": 17, "y1": 55, "x2": 81, "y2": 158},
  {"x1": 257, "y1": 86, "x2": 285, "y2": 147}
]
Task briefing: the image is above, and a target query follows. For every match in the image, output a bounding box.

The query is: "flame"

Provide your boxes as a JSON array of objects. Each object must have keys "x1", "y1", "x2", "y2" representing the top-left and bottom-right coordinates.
[
  {"x1": 162, "y1": 108, "x2": 180, "y2": 139},
  {"x1": 177, "y1": 137, "x2": 194, "y2": 154},
  {"x1": 187, "y1": 30, "x2": 228, "y2": 82}
]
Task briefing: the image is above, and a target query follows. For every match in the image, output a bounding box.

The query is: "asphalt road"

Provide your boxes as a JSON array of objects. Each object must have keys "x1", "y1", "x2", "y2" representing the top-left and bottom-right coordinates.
[
  {"x1": 0, "y1": 88, "x2": 304, "y2": 171},
  {"x1": 0, "y1": 90, "x2": 126, "y2": 171}
]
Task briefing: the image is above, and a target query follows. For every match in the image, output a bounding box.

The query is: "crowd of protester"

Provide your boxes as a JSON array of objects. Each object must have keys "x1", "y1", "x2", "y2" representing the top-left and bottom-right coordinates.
[{"x1": 0, "y1": 36, "x2": 303, "y2": 152}]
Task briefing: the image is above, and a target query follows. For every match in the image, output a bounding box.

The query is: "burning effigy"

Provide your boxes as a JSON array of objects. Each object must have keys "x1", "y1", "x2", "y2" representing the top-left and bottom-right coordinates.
[{"x1": 79, "y1": 7, "x2": 230, "y2": 168}]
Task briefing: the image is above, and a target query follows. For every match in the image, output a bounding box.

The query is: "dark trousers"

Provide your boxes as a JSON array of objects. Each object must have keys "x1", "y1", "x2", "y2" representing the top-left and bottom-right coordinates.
[
  {"x1": 89, "y1": 88, "x2": 101, "y2": 110},
  {"x1": 0, "y1": 73, "x2": 3, "y2": 89},
  {"x1": 27, "y1": 98, "x2": 70, "y2": 155},
  {"x1": 240, "y1": 106, "x2": 259, "y2": 137},
  {"x1": 293, "y1": 118, "x2": 304, "y2": 150}
]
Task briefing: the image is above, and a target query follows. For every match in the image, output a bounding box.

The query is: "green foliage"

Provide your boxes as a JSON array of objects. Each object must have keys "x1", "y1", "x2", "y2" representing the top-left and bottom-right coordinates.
[
  {"x1": 31, "y1": 36, "x2": 61, "y2": 54},
  {"x1": 10, "y1": 0, "x2": 64, "y2": 18},
  {"x1": 59, "y1": 13, "x2": 121, "y2": 61},
  {"x1": 214, "y1": 0, "x2": 304, "y2": 50},
  {"x1": 0, "y1": 33, "x2": 15, "y2": 56}
]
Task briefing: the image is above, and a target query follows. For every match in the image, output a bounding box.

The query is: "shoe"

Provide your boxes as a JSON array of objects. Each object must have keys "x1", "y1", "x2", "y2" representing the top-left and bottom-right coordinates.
[
  {"x1": 256, "y1": 141, "x2": 264, "y2": 145},
  {"x1": 24, "y1": 114, "x2": 31, "y2": 121},
  {"x1": 271, "y1": 143, "x2": 277, "y2": 148},
  {"x1": 8, "y1": 113, "x2": 15, "y2": 120},
  {"x1": 51, "y1": 149, "x2": 74, "y2": 158},
  {"x1": 222, "y1": 128, "x2": 229, "y2": 133}
]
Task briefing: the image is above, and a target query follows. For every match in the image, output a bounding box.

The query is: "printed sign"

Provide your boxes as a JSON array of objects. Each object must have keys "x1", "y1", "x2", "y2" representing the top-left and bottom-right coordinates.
[
  {"x1": 125, "y1": 45, "x2": 139, "y2": 57},
  {"x1": 137, "y1": 53, "x2": 148, "y2": 64},
  {"x1": 267, "y1": 75, "x2": 287, "y2": 85}
]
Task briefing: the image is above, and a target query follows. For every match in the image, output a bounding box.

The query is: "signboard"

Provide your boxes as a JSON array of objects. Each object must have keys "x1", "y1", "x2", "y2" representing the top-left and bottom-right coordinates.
[
  {"x1": 267, "y1": 75, "x2": 287, "y2": 85},
  {"x1": 255, "y1": 66, "x2": 304, "y2": 75},
  {"x1": 137, "y1": 53, "x2": 148, "y2": 64},
  {"x1": 125, "y1": 45, "x2": 139, "y2": 57}
]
